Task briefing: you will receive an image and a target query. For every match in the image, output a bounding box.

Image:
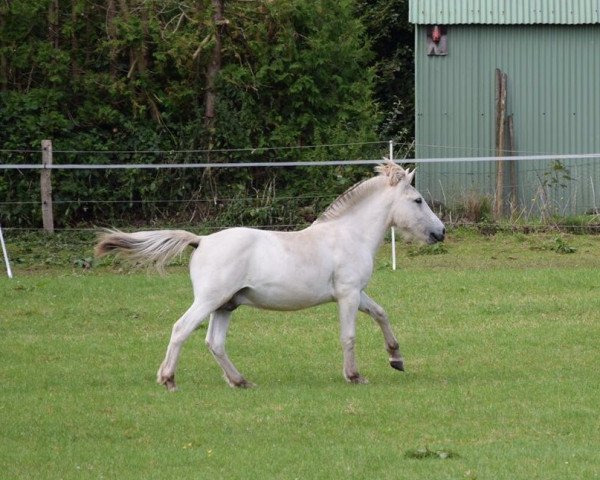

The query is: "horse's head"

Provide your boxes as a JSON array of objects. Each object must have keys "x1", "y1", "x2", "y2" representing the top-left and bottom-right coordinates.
[{"x1": 377, "y1": 161, "x2": 445, "y2": 244}]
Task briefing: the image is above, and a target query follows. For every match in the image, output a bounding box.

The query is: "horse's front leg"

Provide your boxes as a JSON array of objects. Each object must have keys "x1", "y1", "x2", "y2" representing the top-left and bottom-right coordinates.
[
  {"x1": 359, "y1": 292, "x2": 404, "y2": 372},
  {"x1": 337, "y1": 293, "x2": 368, "y2": 384}
]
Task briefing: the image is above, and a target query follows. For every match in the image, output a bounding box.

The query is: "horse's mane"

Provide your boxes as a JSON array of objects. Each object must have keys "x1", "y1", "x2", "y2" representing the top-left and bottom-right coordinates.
[{"x1": 314, "y1": 161, "x2": 404, "y2": 224}]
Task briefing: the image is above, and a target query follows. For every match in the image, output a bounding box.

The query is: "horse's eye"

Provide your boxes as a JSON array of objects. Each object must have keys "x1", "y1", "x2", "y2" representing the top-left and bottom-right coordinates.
[{"x1": 415, "y1": 198, "x2": 423, "y2": 205}]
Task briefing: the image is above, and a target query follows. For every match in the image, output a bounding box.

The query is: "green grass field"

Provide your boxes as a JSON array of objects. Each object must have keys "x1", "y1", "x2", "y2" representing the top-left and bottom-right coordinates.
[{"x1": 1, "y1": 230, "x2": 599, "y2": 479}]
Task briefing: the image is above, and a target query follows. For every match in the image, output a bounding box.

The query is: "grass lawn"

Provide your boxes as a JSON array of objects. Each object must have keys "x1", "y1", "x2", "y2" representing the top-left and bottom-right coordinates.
[{"x1": 1, "y1": 230, "x2": 599, "y2": 479}]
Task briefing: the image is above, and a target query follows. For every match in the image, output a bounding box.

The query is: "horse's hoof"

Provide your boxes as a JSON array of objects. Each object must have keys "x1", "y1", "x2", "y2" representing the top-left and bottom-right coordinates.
[
  {"x1": 347, "y1": 374, "x2": 369, "y2": 385},
  {"x1": 165, "y1": 380, "x2": 178, "y2": 392},
  {"x1": 231, "y1": 378, "x2": 255, "y2": 388},
  {"x1": 390, "y1": 359, "x2": 405, "y2": 371},
  {"x1": 158, "y1": 374, "x2": 178, "y2": 392}
]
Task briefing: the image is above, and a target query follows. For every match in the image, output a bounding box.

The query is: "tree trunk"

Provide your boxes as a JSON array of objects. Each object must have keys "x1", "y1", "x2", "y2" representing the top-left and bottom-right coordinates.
[
  {"x1": 118, "y1": 0, "x2": 160, "y2": 122},
  {"x1": 138, "y1": 2, "x2": 149, "y2": 75},
  {"x1": 202, "y1": 0, "x2": 226, "y2": 198},
  {"x1": 204, "y1": 0, "x2": 225, "y2": 135},
  {"x1": 71, "y1": 0, "x2": 81, "y2": 79},
  {"x1": 138, "y1": 3, "x2": 161, "y2": 123},
  {"x1": 48, "y1": 0, "x2": 60, "y2": 49},
  {"x1": 0, "y1": 10, "x2": 6, "y2": 91},
  {"x1": 117, "y1": 0, "x2": 137, "y2": 80},
  {"x1": 106, "y1": 0, "x2": 118, "y2": 78}
]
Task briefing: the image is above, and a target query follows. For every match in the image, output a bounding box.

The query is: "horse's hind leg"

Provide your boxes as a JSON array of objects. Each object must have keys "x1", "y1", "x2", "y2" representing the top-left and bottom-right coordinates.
[
  {"x1": 359, "y1": 292, "x2": 404, "y2": 372},
  {"x1": 157, "y1": 300, "x2": 216, "y2": 391},
  {"x1": 205, "y1": 309, "x2": 254, "y2": 388}
]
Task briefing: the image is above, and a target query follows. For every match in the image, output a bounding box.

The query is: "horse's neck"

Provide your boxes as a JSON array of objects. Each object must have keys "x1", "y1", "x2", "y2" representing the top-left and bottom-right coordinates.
[{"x1": 326, "y1": 190, "x2": 393, "y2": 257}]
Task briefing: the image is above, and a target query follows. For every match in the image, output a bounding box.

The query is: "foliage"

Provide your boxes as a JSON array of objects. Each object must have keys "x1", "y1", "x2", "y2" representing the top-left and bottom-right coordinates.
[
  {"x1": 529, "y1": 236, "x2": 578, "y2": 254},
  {"x1": 551, "y1": 236, "x2": 577, "y2": 254},
  {"x1": 357, "y1": 0, "x2": 414, "y2": 144},
  {"x1": 406, "y1": 242, "x2": 448, "y2": 257},
  {"x1": 533, "y1": 160, "x2": 575, "y2": 219},
  {"x1": 451, "y1": 192, "x2": 493, "y2": 224},
  {"x1": 543, "y1": 214, "x2": 600, "y2": 234},
  {"x1": 0, "y1": 0, "x2": 388, "y2": 228},
  {"x1": 540, "y1": 160, "x2": 573, "y2": 190}
]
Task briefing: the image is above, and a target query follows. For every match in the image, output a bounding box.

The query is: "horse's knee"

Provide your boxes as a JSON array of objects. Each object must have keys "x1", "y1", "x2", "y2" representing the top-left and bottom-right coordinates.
[
  {"x1": 340, "y1": 335, "x2": 356, "y2": 348},
  {"x1": 170, "y1": 321, "x2": 188, "y2": 343},
  {"x1": 363, "y1": 303, "x2": 387, "y2": 323},
  {"x1": 206, "y1": 339, "x2": 224, "y2": 358},
  {"x1": 373, "y1": 306, "x2": 388, "y2": 323}
]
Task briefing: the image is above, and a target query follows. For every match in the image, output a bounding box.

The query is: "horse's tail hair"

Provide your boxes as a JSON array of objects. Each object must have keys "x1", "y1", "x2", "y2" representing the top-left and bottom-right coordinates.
[{"x1": 95, "y1": 229, "x2": 201, "y2": 271}]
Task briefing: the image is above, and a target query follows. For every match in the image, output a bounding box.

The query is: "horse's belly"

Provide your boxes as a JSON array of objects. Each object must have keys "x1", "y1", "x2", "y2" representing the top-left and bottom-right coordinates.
[{"x1": 237, "y1": 285, "x2": 333, "y2": 311}]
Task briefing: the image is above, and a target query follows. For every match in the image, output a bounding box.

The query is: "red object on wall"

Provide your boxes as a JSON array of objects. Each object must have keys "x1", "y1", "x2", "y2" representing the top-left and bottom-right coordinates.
[
  {"x1": 432, "y1": 25, "x2": 442, "y2": 44},
  {"x1": 426, "y1": 25, "x2": 447, "y2": 56}
]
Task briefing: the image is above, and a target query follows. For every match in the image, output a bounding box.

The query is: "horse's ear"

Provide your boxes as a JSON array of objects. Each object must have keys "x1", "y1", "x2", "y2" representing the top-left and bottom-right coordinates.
[{"x1": 391, "y1": 167, "x2": 415, "y2": 186}]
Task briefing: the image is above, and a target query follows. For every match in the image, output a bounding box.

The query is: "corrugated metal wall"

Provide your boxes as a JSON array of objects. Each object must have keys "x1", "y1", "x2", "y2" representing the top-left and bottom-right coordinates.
[
  {"x1": 409, "y1": 0, "x2": 600, "y2": 25},
  {"x1": 415, "y1": 24, "x2": 600, "y2": 215}
]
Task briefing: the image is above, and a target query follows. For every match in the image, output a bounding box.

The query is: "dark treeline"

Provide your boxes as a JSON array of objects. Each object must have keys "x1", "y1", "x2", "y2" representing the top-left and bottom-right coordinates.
[{"x1": 0, "y1": 0, "x2": 413, "y2": 228}]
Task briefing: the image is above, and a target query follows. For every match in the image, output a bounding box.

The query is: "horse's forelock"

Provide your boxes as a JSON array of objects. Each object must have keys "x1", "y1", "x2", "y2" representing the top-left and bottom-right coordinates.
[{"x1": 375, "y1": 159, "x2": 410, "y2": 186}]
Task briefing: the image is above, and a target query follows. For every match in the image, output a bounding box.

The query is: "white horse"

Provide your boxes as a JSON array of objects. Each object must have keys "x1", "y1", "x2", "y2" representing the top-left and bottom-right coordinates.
[{"x1": 95, "y1": 161, "x2": 445, "y2": 390}]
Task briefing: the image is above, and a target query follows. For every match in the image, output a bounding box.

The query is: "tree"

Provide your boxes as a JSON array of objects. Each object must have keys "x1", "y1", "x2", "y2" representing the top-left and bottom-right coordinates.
[
  {"x1": 0, "y1": 0, "x2": 383, "y2": 228},
  {"x1": 357, "y1": 0, "x2": 415, "y2": 145}
]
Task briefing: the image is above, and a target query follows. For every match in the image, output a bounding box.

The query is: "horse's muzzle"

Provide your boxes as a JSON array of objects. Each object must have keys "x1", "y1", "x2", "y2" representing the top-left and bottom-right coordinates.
[{"x1": 429, "y1": 228, "x2": 445, "y2": 243}]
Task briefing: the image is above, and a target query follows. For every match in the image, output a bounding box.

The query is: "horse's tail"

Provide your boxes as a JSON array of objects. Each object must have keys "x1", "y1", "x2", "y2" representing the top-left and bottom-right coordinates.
[{"x1": 95, "y1": 229, "x2": 201, "y2": 271}]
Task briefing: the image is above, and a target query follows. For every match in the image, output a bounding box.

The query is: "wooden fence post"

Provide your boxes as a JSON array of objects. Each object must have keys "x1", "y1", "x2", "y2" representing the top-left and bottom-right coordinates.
[
  {"x1": 494, "y1": 69, "x2": 507, "y2": 219},
  {"x1": 507, "y1": 114, "x2": 518, "y2": 214},
  {"x1": 41, "y1": 139, "x2": 54, "y2": 234}
]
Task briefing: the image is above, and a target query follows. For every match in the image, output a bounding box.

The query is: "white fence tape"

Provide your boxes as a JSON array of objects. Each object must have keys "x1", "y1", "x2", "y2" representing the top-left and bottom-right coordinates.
[{"x1": 1, "y1": 152, "x2": 600, "y2": 170}]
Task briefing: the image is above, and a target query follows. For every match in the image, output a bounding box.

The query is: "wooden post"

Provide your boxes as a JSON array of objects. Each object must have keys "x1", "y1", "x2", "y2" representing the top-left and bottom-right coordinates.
[
  {"x1": 41, "y1": 139, "x2": 54, "y2": 234},
  {"x1": 507, "y1": 114, "x2": 518, "y2": 214},
  {"x1": 494, "y1": 69, "x2": 507, "y2": 219}
]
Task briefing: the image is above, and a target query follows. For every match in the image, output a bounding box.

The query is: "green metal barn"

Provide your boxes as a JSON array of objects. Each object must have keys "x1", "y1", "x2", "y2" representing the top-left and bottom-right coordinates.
[{"x1": 409, "y1": 0, "x2": 600, "y2": 216}]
